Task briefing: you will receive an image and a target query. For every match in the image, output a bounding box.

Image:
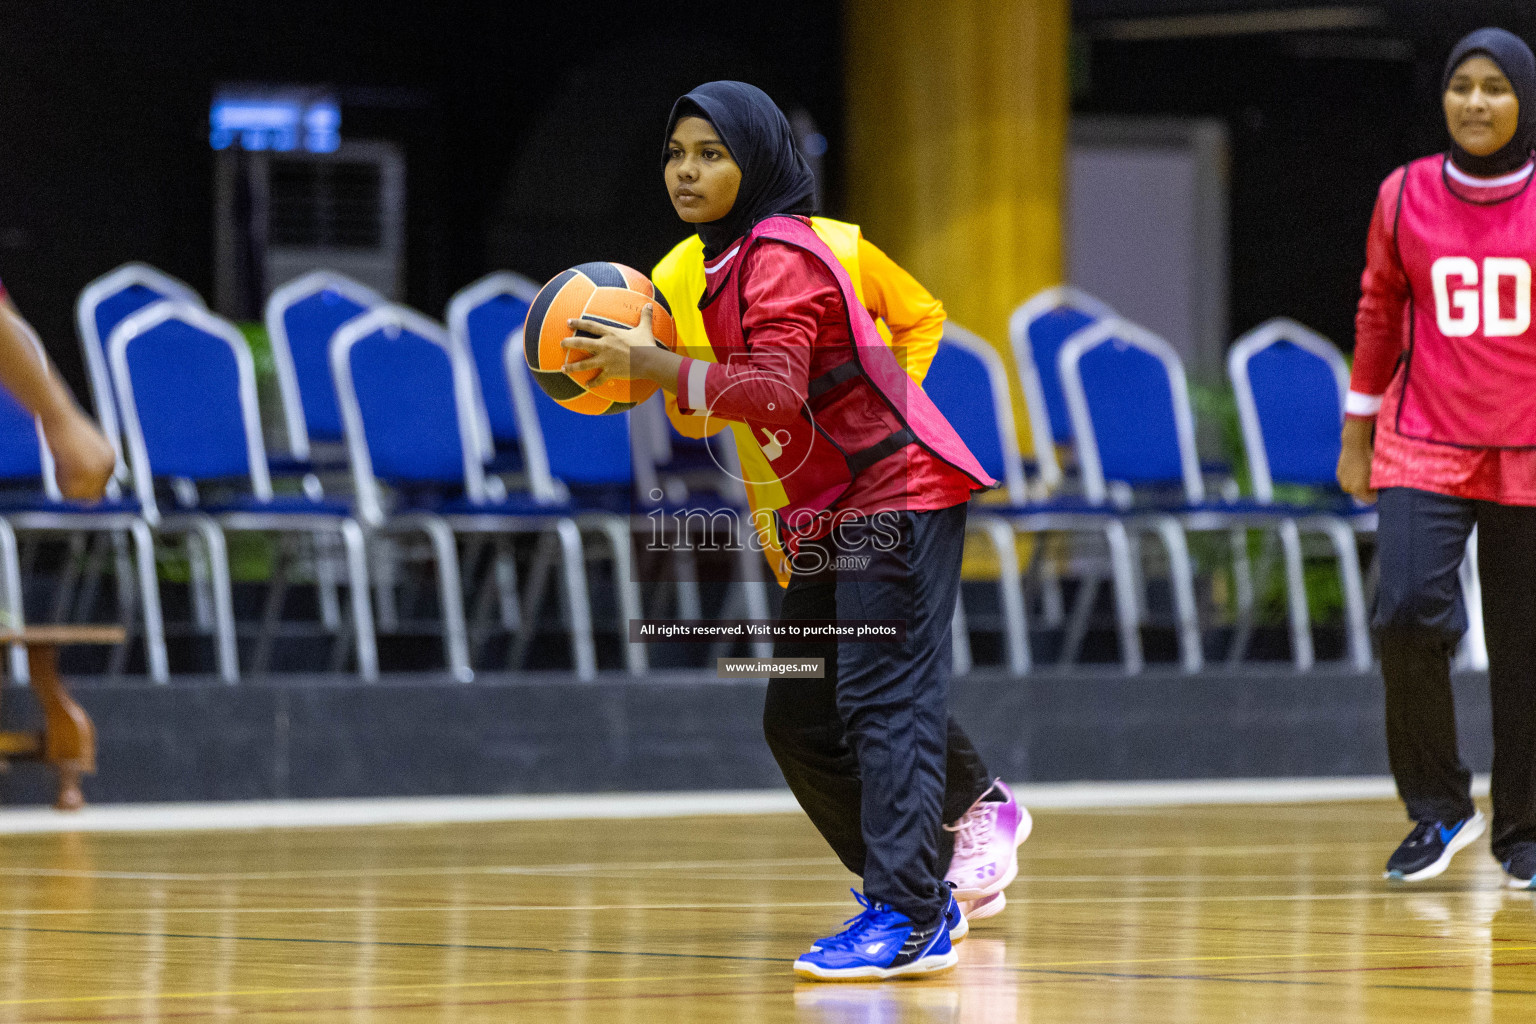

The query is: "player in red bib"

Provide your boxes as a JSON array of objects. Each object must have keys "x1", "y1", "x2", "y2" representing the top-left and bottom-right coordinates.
[
  {"x1": 1339, "y1": 28, "x2": 1536, "y2": 887},
  {"x1": 562, "y1": 81, "x2": 998, "y2": 980}
]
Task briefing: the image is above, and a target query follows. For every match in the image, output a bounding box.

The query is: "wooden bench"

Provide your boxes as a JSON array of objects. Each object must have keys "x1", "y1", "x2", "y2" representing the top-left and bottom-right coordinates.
[{"x1": 0, "y1": 625, "x2": 123, "y2": 810}]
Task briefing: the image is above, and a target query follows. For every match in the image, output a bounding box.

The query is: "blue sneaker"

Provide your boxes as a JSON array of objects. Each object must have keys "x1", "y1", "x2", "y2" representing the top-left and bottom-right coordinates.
[
  {"x1": 1384, "y1": 811, "x2": 1485, "y2": 882},
  {"x1": 794, "y1": 894, "x2": 958, "y2": 981},
  {"x1": 943, "y1": 887, "x2": 969, "y2": 944},
  {"x1": 811, "y1": 889, "x2": 967, "y2": 950}
]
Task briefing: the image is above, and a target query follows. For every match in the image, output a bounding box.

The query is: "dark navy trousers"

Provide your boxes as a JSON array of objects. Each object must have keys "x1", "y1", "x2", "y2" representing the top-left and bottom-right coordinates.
[
  {"x1": 765, "y1": 503, "x2": 978, "y2": 928},
  {"x1": 1375, "y1": 486, "x2": 1536, "y2": 859}
]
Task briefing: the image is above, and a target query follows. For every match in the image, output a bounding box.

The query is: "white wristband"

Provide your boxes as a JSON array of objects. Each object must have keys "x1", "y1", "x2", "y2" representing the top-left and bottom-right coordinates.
[
  {"x1": 687, "y1": 360, "x2": 710, "y2": 415},
  {"x1": 1345, "y1": 390, "x2": 1383, "y2": 416}
]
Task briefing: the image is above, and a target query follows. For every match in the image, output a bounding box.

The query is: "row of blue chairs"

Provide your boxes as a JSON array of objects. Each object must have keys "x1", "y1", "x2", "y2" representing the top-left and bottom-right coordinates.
[
  {"x1": 9, "y1": 262, "x2": 1402, "y2": 681},
  {"x1": 1, "y1": 264, "x2": 778, "y2": 684},
  {"x1": 920, "y1": 290, "x2": 1379, "y2": 675}
]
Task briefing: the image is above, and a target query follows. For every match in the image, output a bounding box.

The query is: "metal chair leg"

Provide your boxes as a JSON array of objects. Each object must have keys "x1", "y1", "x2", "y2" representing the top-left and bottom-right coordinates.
[
  {"x1": 185, "y1": 529, "x2": 216, "y2": 634},
  {"x1": 71, "y1": 532, "x2": 110, "y2": 623},
  {"x1": 409, "y1": 517, "x2": 472, "y2": 683},
  {"x1": 951, "y1": 592, "x2": 973, "y2": 677},
  {"x1": 1058, "y1": 571, "x2": 1100, "y2": 667},
  {"x1": 508, "y1": 532, "x2": 556, "y2": 672},
  {"x1": 973, "y1": 517, "x2": 1030, "y2": 676},
  {"x1": 0, "y1": 520, "x2": 28, "y2": 685},
  {"x1": 128, "y1": 519, "x2": 169, "y2": 684},
  {"x1": 1147, "y1": 517, "x2": 1202, "y2": 673},
  {"x1": 372, "y1": 537, "x2": 401, "y2": 634},
  {"x1": 101, "y1": 531, "x2": 136, "y2": 679},
  {"x1": 251, "y1": 534, "x2": 295, "y2": 677},
  {"x1": 1227, "y1": 531, "x2": 1277, "y2": 668},
  {"x1": 1038, "y1": 534, "x2": 1066, "y2": 628},
  {"x1": 583, "y1": 516, "x2": 641, "y2": 675},
  {"x1": 314, "y1": 534, "x2": 342, "y2": 632},
  {"x1": 1103, "y1": 520, "x2": 1144, "y2": 674},
  {"x1": 556, "y1": 519, "x2": 599, "y2": 681},
  {"x1": 106, "y1": 531, "x2": 136, "y2": 678},
  {"x1": 338, "y1": 520, "x2": 378, "y2": 682},
  {"x1": 1278, "y1": 519, "x2": 1315, "y2": 671},
  {"x1": 169, "y1": 516, "x2": 237, "y2": 683},
  {"x1": 495, "y1": 542, "x2": 521, "y2": 632},
  {"x1": 1126, "y1": 530, "x2": 1147, "y2": 626},
  {"x1": 1312, "y1": 516, "x2": 1372, "y2": 672},
  {"x1": 1229, "y1": 527, "x2": 1256, "y2": 640},
  {"x1": 48, "y1": 534, "x2": 86, "y2": 624}
]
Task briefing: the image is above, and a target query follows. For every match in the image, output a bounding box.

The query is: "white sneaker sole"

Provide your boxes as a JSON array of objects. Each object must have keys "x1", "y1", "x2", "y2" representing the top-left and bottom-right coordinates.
[
  {"x1": 792, "y1": 950, "x2": 959, "y2": 982},
  {"x1": 1384, "y1": 811, "x2": 1485, "y2": 882},
  {"x1": 952, "y1": 806, "x2": 1033, "y2": 901}
]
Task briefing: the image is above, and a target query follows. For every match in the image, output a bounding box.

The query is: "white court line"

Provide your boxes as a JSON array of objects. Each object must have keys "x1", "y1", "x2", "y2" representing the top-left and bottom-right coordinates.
[{"x1": 0, "y1": 776, "x2": 1490, "y2": 835}]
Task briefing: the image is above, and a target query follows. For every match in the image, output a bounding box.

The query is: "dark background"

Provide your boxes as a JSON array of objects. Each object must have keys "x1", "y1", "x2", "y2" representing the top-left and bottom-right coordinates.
[
  {"x1": 3, "y1": 0, "x2": 1534, "y2": 398},
  {"x1": 1076, "y1": 0, "x2": 1536, "y2": 359},
  {"x1": 0, "y1": 0, "x2": 843, "y2": 392}
]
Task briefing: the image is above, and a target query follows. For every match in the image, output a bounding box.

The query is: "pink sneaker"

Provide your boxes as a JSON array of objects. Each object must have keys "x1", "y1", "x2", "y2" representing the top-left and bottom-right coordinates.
[
  {"x1": 944, "y1": 780, "x2": 1030, "y2": 900},
  {"x1": 960, "y1": 890, "x2": 1006, "y2": 922}
]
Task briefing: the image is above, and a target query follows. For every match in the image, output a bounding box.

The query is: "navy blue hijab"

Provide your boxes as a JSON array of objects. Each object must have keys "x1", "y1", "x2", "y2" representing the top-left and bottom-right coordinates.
[
  {"x1": 1443, "y1": 28, "x2": 1536, "y2": 176},
  {"x1": 664, "y1": 81, "x2": 817, "y2": 259}
]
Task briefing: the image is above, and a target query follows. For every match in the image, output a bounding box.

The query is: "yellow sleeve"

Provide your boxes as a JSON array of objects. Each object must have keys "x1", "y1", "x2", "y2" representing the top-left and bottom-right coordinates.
[
  {"x1": 652, "y1": 236, "x2": 727, "y2": 439},
  {"x1": 856, "y1": 236, "x2": 945, "y2": 384}
]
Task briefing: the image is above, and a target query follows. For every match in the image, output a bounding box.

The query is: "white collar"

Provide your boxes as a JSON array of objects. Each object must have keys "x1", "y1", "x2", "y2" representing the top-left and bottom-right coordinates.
[
  {"x1": 703, "y1": 245, "x2": 741, "y2": 274},
  {"x1": 1445, "y1": 159, "x2": 1535, "y2": 189}
]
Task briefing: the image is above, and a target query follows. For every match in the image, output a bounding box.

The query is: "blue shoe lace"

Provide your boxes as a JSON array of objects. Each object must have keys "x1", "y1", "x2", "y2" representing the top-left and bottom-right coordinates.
[{"x1": 818, "y1": 890, "x2": 886, "y2": 950}]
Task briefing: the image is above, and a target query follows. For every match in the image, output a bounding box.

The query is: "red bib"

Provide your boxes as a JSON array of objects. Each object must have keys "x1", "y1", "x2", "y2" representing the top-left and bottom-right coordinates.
[
  {"x1": 1396, "y1": 155, "x2": 1536, "y2": 447},
  {"x1": 699, "y1": 216, "x2": 994, "y2": 548}
]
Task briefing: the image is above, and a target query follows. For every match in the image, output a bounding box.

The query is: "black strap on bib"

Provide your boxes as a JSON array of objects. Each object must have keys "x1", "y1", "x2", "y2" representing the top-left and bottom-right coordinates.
[
  {"x1": 808, "y1": 361, "x2": 861, "y2": 400},
  {"x1": 848, "y1": 428, "x2": 916, "y2": 475}
]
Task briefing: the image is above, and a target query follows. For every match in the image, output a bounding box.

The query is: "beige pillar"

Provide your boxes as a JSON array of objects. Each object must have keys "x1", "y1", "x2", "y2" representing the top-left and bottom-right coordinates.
[{"x1": 846, "y1": 0, "x2": 1069, "y2": 454}]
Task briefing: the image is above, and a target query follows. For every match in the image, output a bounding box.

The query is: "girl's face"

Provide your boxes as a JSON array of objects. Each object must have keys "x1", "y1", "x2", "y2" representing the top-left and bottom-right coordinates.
[
  {"x1": 1445, "y1": 54, "x2": 1520, "y2": 157},
  {"x1": 665, "y1": 116, "x2": 742, "y2": 224}
]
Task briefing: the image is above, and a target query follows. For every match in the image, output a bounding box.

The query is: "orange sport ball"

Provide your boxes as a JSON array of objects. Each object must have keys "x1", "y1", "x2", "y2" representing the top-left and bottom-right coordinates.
[{"x1": 523, "y1": 262, "x2": 676, "y2": 415}]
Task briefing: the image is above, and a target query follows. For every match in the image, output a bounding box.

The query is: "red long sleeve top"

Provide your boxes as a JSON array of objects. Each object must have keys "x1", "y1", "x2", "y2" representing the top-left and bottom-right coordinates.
[
  {"x1": 1351, "y1": 158, "x2": 1536, "y2": 505},
  {"x1": 675, "y1": 241, "x2": 975, "y2": 519}
]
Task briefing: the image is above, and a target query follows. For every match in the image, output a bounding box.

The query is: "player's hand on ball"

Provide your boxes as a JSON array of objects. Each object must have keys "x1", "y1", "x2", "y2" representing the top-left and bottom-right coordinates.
[{"x1": 562, "y1": 304, "x2": 657, "y2": 387}]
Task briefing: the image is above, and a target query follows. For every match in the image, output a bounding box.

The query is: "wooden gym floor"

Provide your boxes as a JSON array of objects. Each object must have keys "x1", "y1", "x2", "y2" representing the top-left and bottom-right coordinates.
[{"x1": 0, "y1": 798, "x2": 1532, "y2": 1022}]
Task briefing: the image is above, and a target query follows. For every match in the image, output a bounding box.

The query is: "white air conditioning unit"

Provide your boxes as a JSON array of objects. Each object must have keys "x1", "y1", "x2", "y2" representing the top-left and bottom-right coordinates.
[{"x1": 215, "y1": 139, "x2": 405, "y2": 312}]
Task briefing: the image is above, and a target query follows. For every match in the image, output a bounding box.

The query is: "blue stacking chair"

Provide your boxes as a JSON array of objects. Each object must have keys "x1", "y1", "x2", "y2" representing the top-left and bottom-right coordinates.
[
  {"x1": 1228, "y1": 318, "x2": 1376, "y2": 671},
  {"x1": 75, "y1": 263, "x2": 205, "y2": 471},
  {"x1": 444, "y1": 273, "x2": 544, "y2": 646},
  {"x1": 332, "y1": 305, "x2": 630, "y2": 681},
  {"x1": 1059, "y1": 316, "x2": 1324, "y2": 673},
  {"x1": 924, "y1": 325, "x2": 1030, "y2": 675},
  {"x1": 926, "y1": 323, "x2": 1144, "y2": 673},
  {"x1": 264, "y1": 271, "x2": 388, "y2": 465},
  {"x1": 263, "y1": 273, "x2": 390, "y2": 637},
  {"x1": 446, "y1": 272, "x2": 542, "y2": 476},
  {"x1": 110, "y1": 300, "x2": 378, "y2": 683},
  {"x1": 0, "y1": 307, "x2": 168, "y2": 683},
  {"x1": 1008, "y1": 286, "x2": 1117, "y2": 490},
  {"x1": 455, "y1": 275, "x2": 715, "y2": 666}
]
